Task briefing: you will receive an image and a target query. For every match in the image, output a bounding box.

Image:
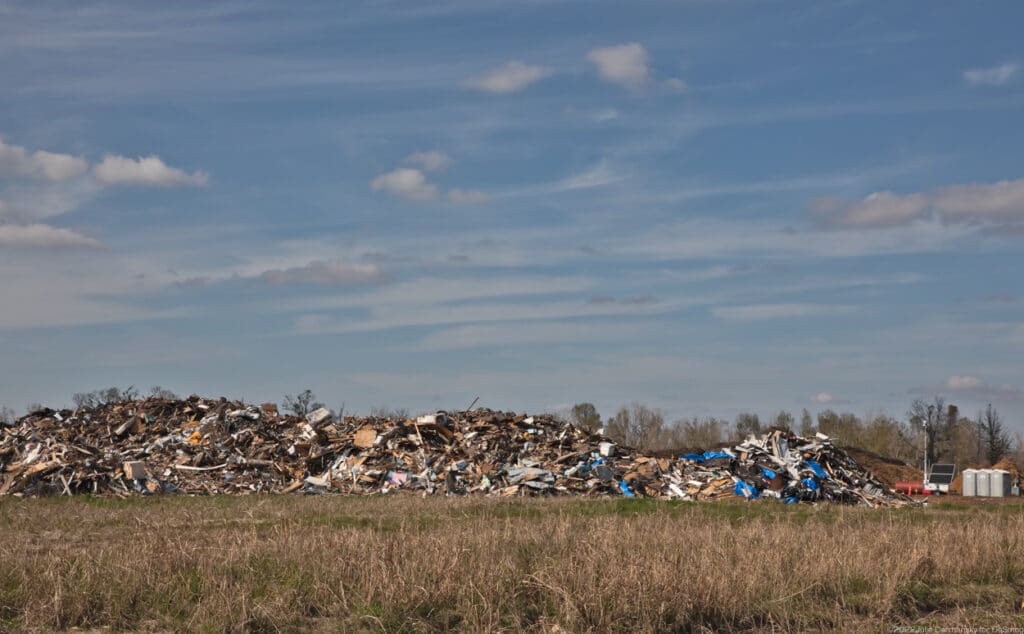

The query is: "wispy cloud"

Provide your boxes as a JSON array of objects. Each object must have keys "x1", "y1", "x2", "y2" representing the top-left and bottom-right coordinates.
[
  {"x1": 0, "y1": 223, "x2": 101, "y2": 249},
  {"x1": 0, "y1": 137, "x2": 88, "y2": 182},
  {"x1": 587, "y1": 43, "x2": 649, "y2": 89},
  {"x1": 92, "y1": 154, "x2": 208, "y2": 187},
  {"x1": 464, "y1": 60, "x2": 547, "y2": 94},
  {"x1": 370, "y1": 167, "x2": 438, "y2": 201},
  {"x1": 812, "y1": 177, "x2": 1024, "y2": 228},
  {"x1": 712, "y1": 303, "x2": 854, "y2": 321},
  {"x1": 259, "y1": 259, "x2": 389, "y2": 286},
  {"x1": 403, "y1": 150, "x2": 452, "y2": 172},
  {"x1": 447, "y1": 188, "x2": 489, "y2": 204},
  {"x1": 556, "y1": 161, "x2": 621, "y2": 191},
  {"x1": 964, "y1": 62, "x2": 1017, "y2": 86},
  {"x1": 909, "y1": 375, "x2": 1024, "y2": 402}
]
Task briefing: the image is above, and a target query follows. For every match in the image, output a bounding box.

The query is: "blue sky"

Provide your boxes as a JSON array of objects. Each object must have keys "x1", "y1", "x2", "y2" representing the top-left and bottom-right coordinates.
[{"x1": 1, "y1": 1, "x2": 1022, "y2": 427}]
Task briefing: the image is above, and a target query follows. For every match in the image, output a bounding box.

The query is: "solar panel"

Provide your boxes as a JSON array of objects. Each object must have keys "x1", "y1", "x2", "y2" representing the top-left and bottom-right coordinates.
[{"x1": 929, "y1": 464, "x2": 957, "y2": 485}]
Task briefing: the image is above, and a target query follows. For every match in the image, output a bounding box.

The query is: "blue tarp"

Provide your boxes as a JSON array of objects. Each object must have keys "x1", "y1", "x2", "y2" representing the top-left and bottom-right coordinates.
[
  {"x1": 702, "y1": 451, "x2": 733, "y2": 461},
  {"x1": 805, "y1": 459, "x2": 828, "y2": 479},
  {"x1": 760, "y1": 467, "x2": 777, "y2": 480},
  {"x1": 680, "y1": 450, "x2": 733, "y2": 462},
  {"x1": 618, "y1": 480, "x2": 636, "y2": 497},
  {"x1": 802, "y1": 477, "x2": 819, "y2": 491},
  {"x1": 734, "y1": 479, "x2": 759, "y2": 499}
]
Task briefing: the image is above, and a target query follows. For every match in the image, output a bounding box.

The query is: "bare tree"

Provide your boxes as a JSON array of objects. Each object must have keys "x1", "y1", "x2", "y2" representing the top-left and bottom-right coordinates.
[
  {"x1": 675, "y1": 417, "x2": 727, "y2": 449},
  {"x1": 774, "y1": 410, "x2": 795, "y2": 431},
  {"x1": 0, "y1": 405, "x2": 15, "y2": 427},
  {"x1": 606, "y1": 403, "x2": 664, "y2": 450},
  {"x1": 569, "y1": 402, "x2": 601, "y2": 432},
  {"x1": 148, "y1": 385, "x2": 178, "y2": 400},
  {"x1": 979, "y1": 404, "x2": 1012, "y2": 465},
  {"x1": 73, "y1": 386, "x2": 140, "y2": 409},
  {"x1": 734, "y1": 412, "x2": 761, "y2": 438},
  {"x1": 282, "y1": 389, "x2": 324, "y2": 417},
  {"x1": 799, "y1": 408, "x2": 814, "y2": 436},
  {"x1": 369, "y1": 405, "x2": 409, "y2": 420}
]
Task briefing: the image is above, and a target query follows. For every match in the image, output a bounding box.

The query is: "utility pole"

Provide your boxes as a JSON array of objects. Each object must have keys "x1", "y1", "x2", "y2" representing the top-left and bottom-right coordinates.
[{"x1": 923, "y1": 405, "x2": 933, "y2": 485}]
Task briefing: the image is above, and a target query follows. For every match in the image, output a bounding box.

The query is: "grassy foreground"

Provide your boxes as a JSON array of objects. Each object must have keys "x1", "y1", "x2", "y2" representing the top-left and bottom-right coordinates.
[{"x1": 1, "y1": 496, "x2": 1023, "y2": 632}]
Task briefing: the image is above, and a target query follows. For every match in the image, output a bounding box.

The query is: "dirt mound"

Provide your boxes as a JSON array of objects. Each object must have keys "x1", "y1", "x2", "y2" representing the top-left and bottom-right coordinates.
[
  {"x1": 992, "y1": 457, "x2": 1023, "y2": 480},
  {"x1": 844, "y1": 447, "x2": 921, "y2": 488}
]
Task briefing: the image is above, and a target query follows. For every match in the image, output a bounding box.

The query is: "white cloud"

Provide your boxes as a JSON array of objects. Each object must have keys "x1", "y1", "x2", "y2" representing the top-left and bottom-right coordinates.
[
  {"x1": 369, "y1": 167, "x2": 438, "y2": 201},
  {"x1": 556, "y1": 161, "x2": 621, "y2": 191},
  {"x1": 813, "y1": 178, "x2": 1024, "y2": 228},
  {"x1": 812, "y1": 191, "x2": 929, "y2": 228},
  {"x1": 945, "y1": 375, "x2": 982, "y2": 390},
  {"x1": 416, "y1": 321, "x2": 642, "y2": 352},
  {"x1": 447, "y1": 188, "x2": 489, "y2": 204},
  {"x1": 92, "y1": 154, "x2": 208, "y2": 186},
  {"x1": 712, "y1": 303, "x2": 854, "y2": 321},
  {"x1": 0, "y1": 137, "x2": 88, "y2": 182},
  {"x1": 260, "y1": 259, "x2": 388, "y2": 286},
  {"x1": 0, "y1": 223, "x2": 101, "y2": 248},
  {"x1": 404, "y1": 150, "x2": 452, "y2": 172},
  {"x1": 964, "y1": 62, "x2": 1017, "y2": 86},
  {"x1": 664, "y1": 77, "x2": 686, "y2": 92},
  {"x1": 587, "y1": 43, "x2": 649, "y2": 89},
  {"x1": 465, "y1": 61, "x2": 547, "y2": 94},
  {"x1": 935, "y1": 375, "x2": 1023, "y2": 401},
  {"x1": 813, "y1": 392, "x2": 833, "y2": 404}
]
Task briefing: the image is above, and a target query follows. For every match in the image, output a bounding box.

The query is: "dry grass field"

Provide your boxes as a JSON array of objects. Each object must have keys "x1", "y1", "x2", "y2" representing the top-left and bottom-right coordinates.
[{"x1": 1, "y1": 496, "x2": 1023, "y2": 632}]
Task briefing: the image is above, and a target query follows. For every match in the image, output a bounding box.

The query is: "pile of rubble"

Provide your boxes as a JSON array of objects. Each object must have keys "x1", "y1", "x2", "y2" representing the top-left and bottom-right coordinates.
[{"x1": 0, "y1": 396, "x2": 911, "y2": 506}]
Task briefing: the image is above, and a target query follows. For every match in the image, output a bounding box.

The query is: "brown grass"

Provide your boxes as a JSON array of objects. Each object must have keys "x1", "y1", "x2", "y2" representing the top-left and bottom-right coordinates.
[{"x1": 1, "y1": 496, "x2": 1023, "y2": 632}]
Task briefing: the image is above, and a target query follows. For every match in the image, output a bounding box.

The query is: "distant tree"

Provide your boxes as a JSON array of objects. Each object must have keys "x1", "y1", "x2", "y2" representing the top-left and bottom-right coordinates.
[
  {"x1": 148, "y1": 385, "x2": 178, "y2": 400},
  {"x1": 569, "y1": 402, "x2": 601, "y2": 432},
  {"x1": 734, "y1": 412, "x2": 761, "y2": 438},
  {"x1": 0, "y1": 406, "x2": 15, "y2": 426},
  {"x1": 606, "y1": 403, "x2": 664, "y2": 450},
  {"x1": 675, "y1": 417, "x2": 727, "y2": 449},
  {"x1": 26, "y1": 403, "x2": 45, "y2": 415},
  {"x1": 73, "y1": 386, "x2": 140, "y2": 409},
  {"x1": 799, "y1": 409, "x2": 815, "y2": 436},
  {"x1": 774, "y1": 410, "x2": 795, "y2": 431},
  {"x1": 979, "y1": 404, "x2": 1012, "y2": 466},
  {"x1": 282, "y1": 389, "x2": 324, "y2": 417},
  {"x1": 908, "y1": 398, "x2": 944, "y2": 467},
  {"x1": 369, "y1": 406, "x2": 409, "y2": 420}
]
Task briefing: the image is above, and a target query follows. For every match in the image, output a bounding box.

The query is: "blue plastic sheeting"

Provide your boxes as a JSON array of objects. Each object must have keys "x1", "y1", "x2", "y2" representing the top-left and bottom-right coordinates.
[
  {"x1": 805, "y1": 459, "x2": 828, "y2": 479},
  {"x1": 734, "y1": 479, "x2": 759, "y2": 499},
  {"x1": 618, "y1": 480, "x2": 636, "y2": 497},
  {"x1": 702, "y1": 451, "x2": 733, "y2": 461},
  {"x1": 802, "y1": 477, "x2": 819, "y2": 491},
  {"x1": 760, "y1": 467, "x2": 777, "y2": 480},
  {"x1": 785, "y1": 497, "x2": 799, "y2": 505},
  {"x1": 680, "y1": 453, "x2": 704, "y2": 462}
]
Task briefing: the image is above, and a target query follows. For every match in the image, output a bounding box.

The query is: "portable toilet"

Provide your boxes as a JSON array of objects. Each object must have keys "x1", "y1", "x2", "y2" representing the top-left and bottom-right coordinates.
[
  {"x1": 976, "y1": 469, "x2": 991, "y2": 497},
  {"x1": 991, "y1": 470, "x2": 1010, "y2": 497},
  {"x1": 962, "y1": 469, "x2": 977, "y2": 497}
]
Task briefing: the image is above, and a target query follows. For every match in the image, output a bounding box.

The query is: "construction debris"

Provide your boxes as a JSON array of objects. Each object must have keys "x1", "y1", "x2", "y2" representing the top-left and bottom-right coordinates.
[{"x1": 0, "y1": 396, "x2": 912, "y2": 506}]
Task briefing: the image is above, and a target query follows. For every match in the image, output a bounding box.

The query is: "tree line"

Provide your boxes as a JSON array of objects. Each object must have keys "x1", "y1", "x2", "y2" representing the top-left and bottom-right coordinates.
[{"x1": 568, "y1": 398, "x2": 1018, "y2": 468}]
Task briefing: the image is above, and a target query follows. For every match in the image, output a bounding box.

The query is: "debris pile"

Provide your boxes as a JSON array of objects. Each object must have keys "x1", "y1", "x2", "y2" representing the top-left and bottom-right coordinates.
[{"x1": 0, "y1": 396, "x2": 911, "y2": 506}]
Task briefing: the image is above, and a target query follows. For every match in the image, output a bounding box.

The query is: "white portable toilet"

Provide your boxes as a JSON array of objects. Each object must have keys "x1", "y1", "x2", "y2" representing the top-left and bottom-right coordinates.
[
  {"x1": 976, "y1": 469, "x2": 991, "y2": 497},
  {"x1": 991, "y1": 470, "x2": 1010, "y2": 497},
  {"x1": 962, "y1": 469, "x2": 977, "y2": 497}
]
